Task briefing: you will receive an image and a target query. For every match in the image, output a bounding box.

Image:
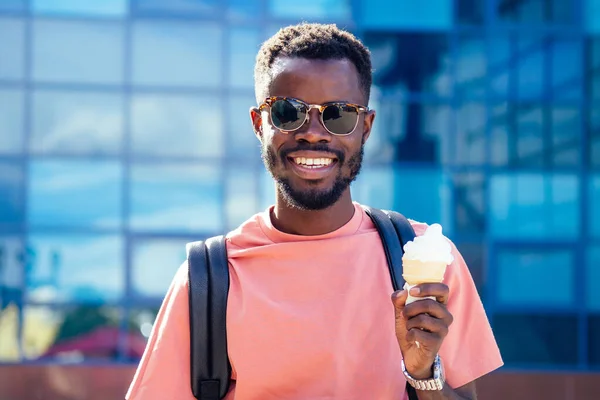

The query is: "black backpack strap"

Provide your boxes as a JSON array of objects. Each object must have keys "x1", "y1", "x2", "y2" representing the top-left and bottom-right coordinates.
[
  {"x1": 187, "y1": 235, "x2": 232, "y2": 400},
  {"x1": 362, "y1": 206, "x2": 419, "y2": 400}
]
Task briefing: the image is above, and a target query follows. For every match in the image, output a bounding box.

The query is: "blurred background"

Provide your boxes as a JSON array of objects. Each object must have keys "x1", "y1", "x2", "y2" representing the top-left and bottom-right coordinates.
[{"x1": 0, "y1": 0, "x2": 598, "y2": 399}]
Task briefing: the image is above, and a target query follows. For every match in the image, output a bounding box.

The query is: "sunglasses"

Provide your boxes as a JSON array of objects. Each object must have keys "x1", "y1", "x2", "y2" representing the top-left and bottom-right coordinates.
[{"x1": 259, "y1": 96, "x2": 369, "y2": 136}]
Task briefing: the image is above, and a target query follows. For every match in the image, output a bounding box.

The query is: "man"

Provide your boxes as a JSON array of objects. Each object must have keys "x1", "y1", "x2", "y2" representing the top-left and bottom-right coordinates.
[{"x1": 126, "y1": 23, "x2": 503, "y2": 400}]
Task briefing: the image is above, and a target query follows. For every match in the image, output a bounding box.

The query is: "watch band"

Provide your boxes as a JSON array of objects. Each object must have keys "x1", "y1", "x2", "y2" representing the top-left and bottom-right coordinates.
[{"x1": 401, "y1": 354, "x2": 445, "y2": 391}]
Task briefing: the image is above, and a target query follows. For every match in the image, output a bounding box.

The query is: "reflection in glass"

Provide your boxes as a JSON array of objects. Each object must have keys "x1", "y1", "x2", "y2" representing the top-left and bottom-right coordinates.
[
  {"x1": 32, "y1": 0, "x2": 127, "y2": 16},
  {"x1": 228, "y1": 0, "x2": 260, "y2": 20},
  {"x1": 0, "y1": 18, "x2": 25, "y2": 80},
  {"x1": 351, "y1": 166, "x2": 394, "y2": 211},
  {"x1": 590, "y1": 38, "x2": 600, "y2": 100},
  {"x1": 497, "y1": 249, "x2": 573, "y2": 307},
  {"x1": 0, "y1": 236, "x2": 24, "y2": 311},
  {"x1": 455, "y1": 34, "x2": 486, "y2": 98},
  {"x1": 490, "y1": 173, "x2": 580, "y2": 239},
  {"x1": 452, "y1": 173, "x2": 485, "y2": 234},
  {"x1": 456, "y1": 0, "x2": 484, "y2": 25},
  {"x1": 226, "y1": 167, "x2": 258, "y2": 230},
  {"x1": 590, "y1": 315, "x2": 600, "y2": 366},
  {"x1": 228, "y1": 94, "x2": 260, "y2": 159},
  {"x1": 592, "y1": 106, "x2": 600, "y2": 168},
  {"x1": 488, "y1": 35, "x2": 511, "y2": 97},
  {"x1": 493, "y1": 314, "x2": 578, "y2": 365},
  {"x1": 591, "y1": 175, "x2": 600, "y2": 239},
  {"x1": 269, "y1": 0, "x2": 350, "y2": 20},
  {"x1": 131, "y1": 93, "x2": 223, "y2": 158},
  {"x1": 132, "y1": 238, "x2": 187, "y2": 298},
  {"x1": 31, "y1": 90, "x2": 123, "y2": 155},
  {"x1": 130, "y1": 164, "x2": 223, "y2": 233},
  {"x1": 454, "y1": 242, "x2": 485, "y2": 297},
  {"x1": 365, "y1": 31, "x2": 450, "y2": 97},
  {"x1": 28, "y1": 160, "x2": 122, "y2": 228},
  {"x1": 32, "y1": 20, "x2": 124, "y2": 84},
  {"x1": 22, "y1": 306, "x2": 140, "y2": 362},
  {"x1": 455, "y1": 103, "x2": 486, "y2": 164},
  {"x1": 588, "y1": 247, "x2": 600, "y2": 311},
  {"x1": 496, "y1": 0, "x2": 545, "y2": 24},
  {"x1": 516, "y1": 36, "x2": 544, "y2": 100},
  {"x1": 132, "y1": 21, "x2": 222, "y2": 87},
  {"x1": 552, "y1": 107, "x2": 580, "y2": 166},
  {"x1": 516, "y1": 104, "x2": 543, "y2": 167},
  {"x1": 229, "y1": 28, "x2": 261, "y2": 89},
  {"x1": 489, "y1": 102, "x2": 509, "y2": 165},
  {"x1": 259, "y1": 168, "x2": 276, "y2": 210},
  {"x1": 0, "y1": 89, "x2": 24, "y2": 154},
  {"x1": 134, "y1": 0, "x2": 218, "y2": 14},
  {"x1": 25, "y1": 235, "x2": 124, "y2": 303},
  {"x1": 0, "y1": 161, "x2": 24, "y2": 228}
]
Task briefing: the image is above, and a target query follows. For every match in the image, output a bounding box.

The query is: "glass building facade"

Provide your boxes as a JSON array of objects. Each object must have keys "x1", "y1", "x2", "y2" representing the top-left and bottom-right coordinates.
[{"x1": 0, "y1": 0, "x2": 599, "y2": 372}]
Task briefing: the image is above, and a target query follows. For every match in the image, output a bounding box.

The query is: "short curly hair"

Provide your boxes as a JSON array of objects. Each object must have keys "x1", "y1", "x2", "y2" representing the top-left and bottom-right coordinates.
[{"x1": 254, "y1": 23, "x2": 372, "y2": 105}]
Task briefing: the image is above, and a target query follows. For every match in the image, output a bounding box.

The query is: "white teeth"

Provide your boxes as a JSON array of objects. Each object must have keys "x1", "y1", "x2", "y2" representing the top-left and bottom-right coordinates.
[{"x1": 293, "y1": 157, "x2": 333, "y2": 167}]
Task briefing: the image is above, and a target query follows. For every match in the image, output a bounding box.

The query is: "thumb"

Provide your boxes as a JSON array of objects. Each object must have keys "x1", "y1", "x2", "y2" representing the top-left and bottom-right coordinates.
[{"x1": 391, "y1": 289, "x2": 408, "y2": 314}]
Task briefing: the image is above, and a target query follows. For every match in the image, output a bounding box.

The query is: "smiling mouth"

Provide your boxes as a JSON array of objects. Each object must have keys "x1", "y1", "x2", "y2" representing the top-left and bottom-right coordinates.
[{"x1": 288, "y1": 157, "x2": 337, "y2": 169}]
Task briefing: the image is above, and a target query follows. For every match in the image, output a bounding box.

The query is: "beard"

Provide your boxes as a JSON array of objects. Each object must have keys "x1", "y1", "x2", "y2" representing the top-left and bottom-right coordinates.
[{"x1": 261, "y1": 141, "x2": 364, "y2": 211}]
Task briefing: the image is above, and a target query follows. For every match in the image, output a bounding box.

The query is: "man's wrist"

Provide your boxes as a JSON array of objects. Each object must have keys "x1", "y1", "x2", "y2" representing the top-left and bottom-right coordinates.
[{"x1": 407, "y1": 365, "x2": 434, "y2": 380}]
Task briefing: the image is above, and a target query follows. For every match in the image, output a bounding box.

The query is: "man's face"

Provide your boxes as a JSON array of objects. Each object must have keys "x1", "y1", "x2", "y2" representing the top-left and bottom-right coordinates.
[{"x1": 250, "y1": 58, "x2": 375, "y2": 211}]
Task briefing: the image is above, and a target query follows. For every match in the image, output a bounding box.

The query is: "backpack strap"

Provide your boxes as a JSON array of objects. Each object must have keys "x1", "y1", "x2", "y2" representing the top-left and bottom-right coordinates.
[
  {"x1": 187, "y1": 235, "x2": 232, "y2": 400},
  {"x1": 362, "y1": 206, "x2": 419, "y2": 400}
]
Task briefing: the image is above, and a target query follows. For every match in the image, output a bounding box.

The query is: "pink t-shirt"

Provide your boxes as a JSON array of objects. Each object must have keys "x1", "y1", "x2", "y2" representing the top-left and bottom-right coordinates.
[{"x1": 126, "y1": 203, "x2": 503, "y2": 400}]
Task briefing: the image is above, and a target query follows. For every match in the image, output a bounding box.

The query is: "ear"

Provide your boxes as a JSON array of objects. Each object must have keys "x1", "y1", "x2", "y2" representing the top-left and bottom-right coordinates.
[
  {"x1": 250, "y1": 106, "x2": 263, "y2": 142},
  {"x1": 361, "y1": 109, "x2": 376, "y2": 145}
]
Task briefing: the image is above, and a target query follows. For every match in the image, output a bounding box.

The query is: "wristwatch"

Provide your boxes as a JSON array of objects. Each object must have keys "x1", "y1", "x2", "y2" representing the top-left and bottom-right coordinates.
[{"x1": 401, "y1": 354, "x2": 445, "y2": 391}]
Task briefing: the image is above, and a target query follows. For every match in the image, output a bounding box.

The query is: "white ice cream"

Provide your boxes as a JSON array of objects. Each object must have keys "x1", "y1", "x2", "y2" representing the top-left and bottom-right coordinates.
[{"x1": 402, "y1": 223, "x2": 454, "y2": 265}]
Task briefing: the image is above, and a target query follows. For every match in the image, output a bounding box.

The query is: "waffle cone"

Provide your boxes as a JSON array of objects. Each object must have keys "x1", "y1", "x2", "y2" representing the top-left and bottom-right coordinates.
[{"x1": 402, "y1": 259, "x2": 447, "y2": 285}]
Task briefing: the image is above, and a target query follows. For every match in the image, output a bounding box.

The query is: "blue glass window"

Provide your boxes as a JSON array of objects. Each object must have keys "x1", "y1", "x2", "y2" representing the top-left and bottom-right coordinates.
[
  {"x1": 32, "y1": 0, "x2": 127, "y2": 17},
  {"x1": 586, "y1": 0, "x2": 600, "y2": 34},
  {"x1": 23, "y1": 305, "x2": 126, "y2": 361},
  {"x1": 0, "y1": 89, "x2": 24, "y2": 154},
  {"x1": 551, "y1": 38, "x2": 583, "y2": 100},
  {"x1": 455, "y1": 34, "x2": 486, "y2": 98},
  {"x1": 0, "y1": 18, "x2": 25, "y2": 80},
  {"x1": 552, "y1": 107, "x2": 581, "y2": 167},
  {"x1": 131, "y1": 238, "x2": 187, "y2": 299},
  {"x1": 0, "y1": 0, "x2": 25, "y2": 12},
  {"x1": 0, "y1": 161, "x2": 24, "y2": 229},
  {"x1": 259, "y1": 168, "x2": 276, "y2": 210},
  {"x1": 392, "y1": 168, "x2": 452, "y2": 231},
  {"x1": 489, "y1": 102, "x2": 509, "y2": 165},
  {"x1": 351, "y1": 166, "x2": 395, "y2": 211},
  {"x1": 228, "y1": 94, "x2": 259, "y2": 160},
  {"x1": 516, "y1": 105, "x2": 543, "y2": 167},
  {"x1": 497, "y1": 248, "x2": 574, "y2": 307},
  {"x1": 591, "y1": 38, "x2": 600, "y2": 101},
  {"x1": 269, "y1": 0, "x2": 351, "y2": 20},
  {"x1": 28, "y1": 161, "x2": 122, "y2": 229},
  {"x1": 132, "y1": 21, "x2": 222, "y2": 87},
  {"x1": 226, "y1": 167, "x2": 259, "y2": 230},
  {"x1": 133, "y1": 0, "x2": 218, "y2": 15},
  {"x1": 588, "y1": 246, "x2": 600, "y2": 311},
  {"x1": 359, "y1": 0, "x2": 452, "y2": 30},
  {"x1": 456, "y1": 0, "x2": 484, "y2": 25},
  {"x1": 32, "y1": 20, "x2": 125, "y2": 84},
  {"x1": 25, "y1": 234, "x2": 124, "y2": 304},
  {"x1": 229, "y1": 28, "x2": 261, "y2": 89},
  {"x1": 228, "y1": 0, "x2": 260, "y2": 20},
  {"x1": 129, "y1": 164, "x2": 223, "y2": 233},
  {"x1": 0, "y1": 236, "x2": 24, "y2": 306},
  {"x1": 452, "y1": 173, "x2": 486, "y2": 235},
  {"x1": 490, "y1": 173, "x2": 580, "y2": 239},
  {"x1": 31, "y1": 90, "x2": 124, "y2": 155},
  {"x1": 493, "y1": 314, "x2": 578, "y2": 366},
  {"x1": 591, "y1": 315, "x2": 600, "y2": 366},
  {"x1": 131, "y1": 94, "x2": 223, "y2": 158},
  {"x1": 591, "y1": 175, "x2": 600, "y2": 239},
  {"x1": 592, "y1": 106, "x2": 600, "y2": 168},
  {"x1": 516, "y1": 36, "x2": 545, "y2": 100},
  {"x1": 488, "y1": 35, "x2": 511, "y2": 98},
  {"x1": 455, "y1": 103, "x2": 486, "y2": 165}
]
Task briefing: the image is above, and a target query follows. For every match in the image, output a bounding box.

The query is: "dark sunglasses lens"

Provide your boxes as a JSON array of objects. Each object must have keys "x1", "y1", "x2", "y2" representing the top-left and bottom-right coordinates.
[
  {"x1": 270, "y1": 99, "x2": 306, "y2": 131},
  {"x1": 322, "y1": 104, "x2": 359, "y2": 135}
]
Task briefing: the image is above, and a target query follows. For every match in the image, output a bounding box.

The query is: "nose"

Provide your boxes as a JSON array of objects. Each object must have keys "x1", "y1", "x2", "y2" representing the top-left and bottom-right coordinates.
[{"x1": 294, "y1": 108, "x2": 331, "y2": 144}]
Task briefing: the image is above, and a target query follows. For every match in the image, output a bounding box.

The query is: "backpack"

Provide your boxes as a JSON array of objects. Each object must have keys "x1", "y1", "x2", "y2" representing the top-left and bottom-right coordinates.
[{"x1": 187, "y1": 206, "x2": 420, "y2": 400}]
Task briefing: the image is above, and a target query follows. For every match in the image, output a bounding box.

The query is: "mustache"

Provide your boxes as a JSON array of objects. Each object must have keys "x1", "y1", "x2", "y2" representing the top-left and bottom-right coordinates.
[{"x1": 280, "y1": 143, "x2": 345, "y2": 163}]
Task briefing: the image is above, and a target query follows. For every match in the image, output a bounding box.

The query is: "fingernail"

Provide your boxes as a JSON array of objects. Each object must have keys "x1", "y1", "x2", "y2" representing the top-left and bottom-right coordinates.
[{"x1": 410, "y1": 287, "x2": 420, "y2": 295}]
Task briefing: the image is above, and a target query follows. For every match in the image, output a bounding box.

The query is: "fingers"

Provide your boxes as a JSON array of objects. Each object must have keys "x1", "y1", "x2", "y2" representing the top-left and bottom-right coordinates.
[
  {"x1": 405, "y1": 313, "x2": 450, "y2": 337},
  {"x1": 391, "y1": 289, "x2": 408, "y2": 310},
  {"x1": 405, "y1": 327, "x2": 445, "y2": 348},
  {"x1": 403, "y1": 299, "x2": 454, "y2": 327},
  {"x1": 409, "y1": 283, "x2": 449, "y2": 304}
]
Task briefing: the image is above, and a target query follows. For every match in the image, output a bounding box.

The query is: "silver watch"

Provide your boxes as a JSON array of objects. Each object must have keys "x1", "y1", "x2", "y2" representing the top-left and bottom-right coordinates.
[{"x1": 401, "y1": 354, "x2": 445, "y2": 391}]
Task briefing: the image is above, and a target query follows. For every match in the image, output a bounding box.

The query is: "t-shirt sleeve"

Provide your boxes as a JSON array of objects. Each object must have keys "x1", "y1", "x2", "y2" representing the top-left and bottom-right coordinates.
[
  {"x1": 438, "y1": 240, "x2": 504, "y2": 389},
  {"x1": 126, "y1": 262, "x2": 196, "y2": 400}
]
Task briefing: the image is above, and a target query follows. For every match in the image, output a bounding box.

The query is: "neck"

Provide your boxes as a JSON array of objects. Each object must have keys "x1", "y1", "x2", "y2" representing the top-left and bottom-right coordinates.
[{"x1": 271, "y1": 189, "x2": 356, "y2": 236}]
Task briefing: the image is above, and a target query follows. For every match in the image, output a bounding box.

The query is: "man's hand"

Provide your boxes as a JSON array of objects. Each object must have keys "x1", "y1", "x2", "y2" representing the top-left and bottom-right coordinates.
[{"x1": 392, "y1": 284, "x2": 453, "y2": 379}]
